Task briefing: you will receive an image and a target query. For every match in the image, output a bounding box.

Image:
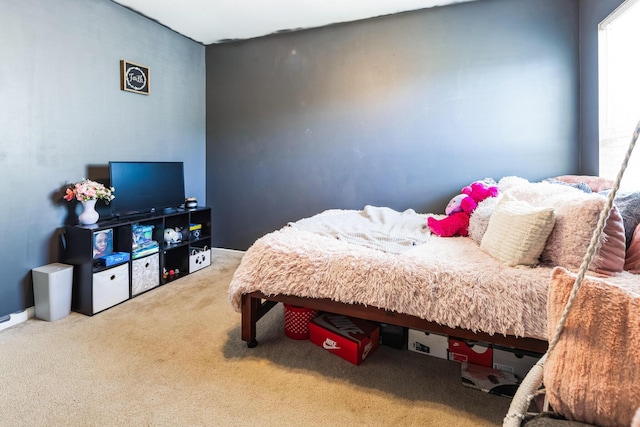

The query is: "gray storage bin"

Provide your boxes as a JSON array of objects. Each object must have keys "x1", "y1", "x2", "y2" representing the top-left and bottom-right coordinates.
[{"x1": 32, "y1": 263, "x2": 74, "y2": 321}]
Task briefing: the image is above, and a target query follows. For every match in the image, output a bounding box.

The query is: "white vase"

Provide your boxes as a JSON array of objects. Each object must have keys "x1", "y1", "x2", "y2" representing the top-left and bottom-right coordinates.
[{"x1": 78, "y1": 199, "x2": 99, "y2": 225}]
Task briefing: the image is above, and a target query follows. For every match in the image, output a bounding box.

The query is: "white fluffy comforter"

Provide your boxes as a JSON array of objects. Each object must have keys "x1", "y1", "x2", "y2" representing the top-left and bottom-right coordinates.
[{"x1": 228, "y1": 206, "x2": 552, "y2": 340}]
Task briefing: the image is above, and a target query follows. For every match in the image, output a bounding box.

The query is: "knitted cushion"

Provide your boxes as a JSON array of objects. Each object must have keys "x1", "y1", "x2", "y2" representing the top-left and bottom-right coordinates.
[{"x1": 480, "y1": 195, "x2": 555, "y2": 266}]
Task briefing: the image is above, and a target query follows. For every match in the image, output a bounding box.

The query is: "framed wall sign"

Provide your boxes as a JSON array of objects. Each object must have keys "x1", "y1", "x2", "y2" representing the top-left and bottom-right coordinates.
[{"x1": 120, "y1": 60, "x2": 150, "y2": 95}]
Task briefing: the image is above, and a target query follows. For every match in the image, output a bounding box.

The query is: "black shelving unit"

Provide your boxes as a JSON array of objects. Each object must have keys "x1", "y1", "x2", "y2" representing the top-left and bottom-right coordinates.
[{"x1": 63, "y1": 207, "x2": 212, "y2": 315}]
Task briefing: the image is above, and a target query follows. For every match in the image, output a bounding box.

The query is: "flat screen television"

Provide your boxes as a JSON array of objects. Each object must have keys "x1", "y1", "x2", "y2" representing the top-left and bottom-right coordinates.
[{"x1": 109, "y1": 161, "x2": 185, "y2": 218}]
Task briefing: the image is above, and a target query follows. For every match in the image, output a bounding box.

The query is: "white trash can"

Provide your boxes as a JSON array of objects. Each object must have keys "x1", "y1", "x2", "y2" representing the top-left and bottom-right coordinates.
[{"x1": 32, "y1": 263, "x2": 74, "y2": 321}]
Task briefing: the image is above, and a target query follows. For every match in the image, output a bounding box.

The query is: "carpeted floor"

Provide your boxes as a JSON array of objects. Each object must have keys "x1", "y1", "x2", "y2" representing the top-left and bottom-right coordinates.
[{"x1": 0, "y1": 250, "x2": 512, "y2": 426}]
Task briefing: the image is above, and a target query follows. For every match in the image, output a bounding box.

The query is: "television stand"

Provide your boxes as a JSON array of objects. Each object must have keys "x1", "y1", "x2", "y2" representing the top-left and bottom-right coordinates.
[{"x1": 63, "y1": 207, "x2": 212, "y2": 315}]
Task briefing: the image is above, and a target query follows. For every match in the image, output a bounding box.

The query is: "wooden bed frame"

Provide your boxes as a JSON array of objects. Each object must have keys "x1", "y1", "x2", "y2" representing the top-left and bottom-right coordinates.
[{"x1": 241, "y1": 291, "x2": 548, "y2": 353}]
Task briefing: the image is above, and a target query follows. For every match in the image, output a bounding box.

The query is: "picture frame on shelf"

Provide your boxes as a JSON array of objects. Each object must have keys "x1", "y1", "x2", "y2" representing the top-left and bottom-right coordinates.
[{"x1": 93, "y1": 228, "x2": 113, "y2": 259}]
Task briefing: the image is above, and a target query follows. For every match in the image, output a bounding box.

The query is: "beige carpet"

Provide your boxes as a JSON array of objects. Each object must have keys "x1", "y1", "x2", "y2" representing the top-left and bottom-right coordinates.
[{"x1": 0, "y1": 250, "x2": 511, "y2": 426}]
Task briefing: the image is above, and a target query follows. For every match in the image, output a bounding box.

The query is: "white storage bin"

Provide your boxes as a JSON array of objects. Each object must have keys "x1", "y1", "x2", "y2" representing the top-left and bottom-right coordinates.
[
  {"x1": 132, "y1": 253, "x2": 160, "y2": 296},
  {"x1": 93, "y1": 263, "x2": 129, "y2": 313},
  {"x1": 189, "y1": 247, "x2": 211, "y2": 273}
]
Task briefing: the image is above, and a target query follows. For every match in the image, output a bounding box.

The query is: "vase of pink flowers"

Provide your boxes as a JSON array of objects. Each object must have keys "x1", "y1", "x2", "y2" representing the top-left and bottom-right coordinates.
[{"x1": 63, "y1": 179, "x2": 115, "y2": 225}]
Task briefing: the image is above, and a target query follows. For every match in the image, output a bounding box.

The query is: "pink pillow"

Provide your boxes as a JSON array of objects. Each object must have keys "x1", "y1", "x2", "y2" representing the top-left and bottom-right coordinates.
[
  {"x1": 594, "y1": 205, "x2": 626, "y2": 276},
  {"x1": 498, "y1": 177, "x2": 625, "y2": 273},
  {"x1": 625, "y1": 224, "x2": 640, "y2": 273},
  {"x1": 554, "y1": 175, "x2": 614, "y2": 193},
  {"x1": 545, "y1": 267, "x2": 640, "y2": 426}
]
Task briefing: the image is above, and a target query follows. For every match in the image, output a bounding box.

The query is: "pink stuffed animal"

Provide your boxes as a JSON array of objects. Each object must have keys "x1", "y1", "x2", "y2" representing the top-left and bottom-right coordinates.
[
  {"x1": 462, "y1": 181, "x2": 499, "y2": 203},
  {"x1": 427, "y1": 180, "x2": 499, "y2": 237}
]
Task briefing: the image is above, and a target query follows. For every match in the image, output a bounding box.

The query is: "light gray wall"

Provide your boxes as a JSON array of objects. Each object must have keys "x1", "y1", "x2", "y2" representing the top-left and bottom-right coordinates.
[
  {"x1": 206, "y1": 0, "x2": 581, "y2": 250},
  {"x1": 0, "y1": 0, "x2": 205, "y2": 317}
]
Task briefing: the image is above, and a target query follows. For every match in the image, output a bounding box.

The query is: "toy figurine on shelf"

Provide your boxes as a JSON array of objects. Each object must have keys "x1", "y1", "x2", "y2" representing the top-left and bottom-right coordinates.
[
  {"x1": 164, "y1": 227, "x2": 182, "y2": 244},
  {"x1": 162, "y1": 267, "x2": 180, "y2": 280}
]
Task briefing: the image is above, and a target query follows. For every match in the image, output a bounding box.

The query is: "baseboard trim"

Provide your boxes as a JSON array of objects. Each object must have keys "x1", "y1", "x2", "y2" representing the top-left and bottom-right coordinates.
[
  {"x1": 0, "y1": 248, "x2": 244, "y2": 333},
  {"x1": 0, "y1": 307, "x2": 35, "y2": 332},
  {"x1": 211, "y1": 247, "x2": 245, "y2": 258}
]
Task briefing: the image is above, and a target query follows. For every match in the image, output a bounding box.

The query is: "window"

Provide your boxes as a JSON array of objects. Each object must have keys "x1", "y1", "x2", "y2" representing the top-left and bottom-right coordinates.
[{"x1": 598, "y1": 0, "x2": 640, "y2": 190}]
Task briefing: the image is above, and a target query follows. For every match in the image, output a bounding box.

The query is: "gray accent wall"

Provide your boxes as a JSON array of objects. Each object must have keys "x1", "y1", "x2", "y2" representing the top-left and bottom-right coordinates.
[
  {"x1": 0, "y1": 0, "x2": 205, "y2": 318},
  {"x1": 206, "y1": 0, "x2": 581, "y2": 250}
]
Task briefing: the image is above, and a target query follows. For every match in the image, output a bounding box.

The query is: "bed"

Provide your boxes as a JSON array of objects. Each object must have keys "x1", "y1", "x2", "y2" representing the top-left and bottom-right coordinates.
[{"x1": 228, "y1": 176, "x2": 634, "y2": 355}]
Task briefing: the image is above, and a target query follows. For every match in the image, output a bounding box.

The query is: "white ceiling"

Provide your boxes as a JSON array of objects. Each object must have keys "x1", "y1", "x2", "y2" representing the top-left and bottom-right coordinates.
[{"x1": 112, "y1": 0, "x2": 477, "y2": 45}]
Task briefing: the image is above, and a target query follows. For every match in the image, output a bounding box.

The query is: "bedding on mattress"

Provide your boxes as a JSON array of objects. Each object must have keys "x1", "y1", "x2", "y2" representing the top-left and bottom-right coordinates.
[
  {"x1": 228, "y1": 206, "x2": 552, "y2": 340},
  {"x1": 289, "y1": 205, "x2": 430, "y2": 253}
]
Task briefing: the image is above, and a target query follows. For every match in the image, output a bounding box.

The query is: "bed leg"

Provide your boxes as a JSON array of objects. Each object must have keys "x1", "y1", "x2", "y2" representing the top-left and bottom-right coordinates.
[{"x1": 241, "y1": 293, "x2": 259, "y2": 348}]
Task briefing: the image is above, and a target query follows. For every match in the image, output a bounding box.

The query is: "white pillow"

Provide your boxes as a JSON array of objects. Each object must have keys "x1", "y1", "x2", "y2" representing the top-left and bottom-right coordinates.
[{"x1": 480, "y1": 194, "x2": 556, "y2": 266}]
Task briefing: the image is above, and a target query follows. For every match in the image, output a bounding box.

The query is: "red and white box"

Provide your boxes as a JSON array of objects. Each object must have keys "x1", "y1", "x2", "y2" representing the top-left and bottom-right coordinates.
[
  {"x1": 309, "y1": 313, "x2": 380, "y2": 365},
  {"x1": 448, "y1": 337, "x2": 493, "y2": 367}
]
